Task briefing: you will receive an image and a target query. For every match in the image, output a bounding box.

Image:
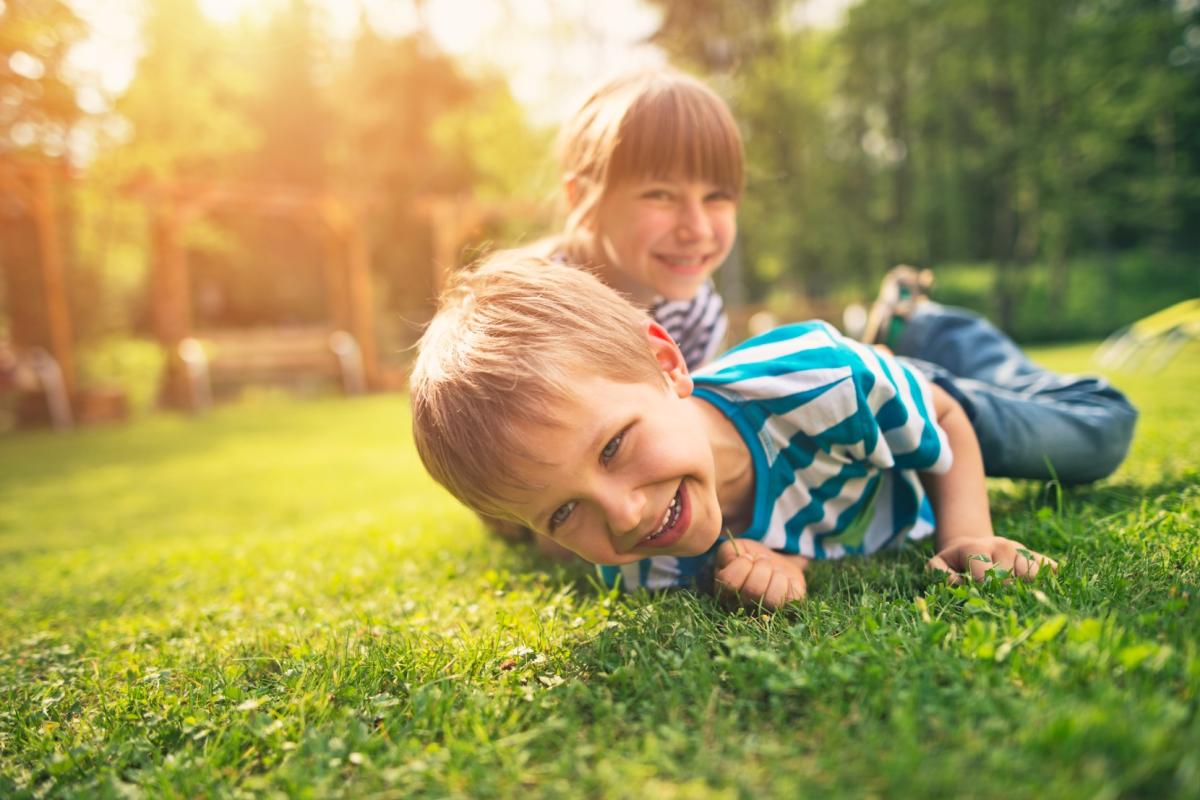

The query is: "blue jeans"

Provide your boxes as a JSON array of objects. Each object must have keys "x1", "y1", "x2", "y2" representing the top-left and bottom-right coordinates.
[{"x1": 897, "y1": 304, "x2": 1138, "y2": 483}]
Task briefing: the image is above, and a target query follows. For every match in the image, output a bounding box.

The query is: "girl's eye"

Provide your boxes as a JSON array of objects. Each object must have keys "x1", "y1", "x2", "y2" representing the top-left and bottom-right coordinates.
[
  {"x1": 642, "y1": 189, "x2": 673, "y2": 201},
  {"x1": 549, "y1": 501, "x2": 576, "y2": 532},
  {"x1": 601, "y1": 430, "x2": 625, "y2": 463},
  {"x1": 706, "y1": 189, "x2": 734, "y2": 203}
]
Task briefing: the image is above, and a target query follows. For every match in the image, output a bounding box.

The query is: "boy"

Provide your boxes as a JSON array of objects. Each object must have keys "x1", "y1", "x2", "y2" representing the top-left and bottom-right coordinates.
[{"x1": 411, "y1": 254, "x2": 1057, "y2": 609}]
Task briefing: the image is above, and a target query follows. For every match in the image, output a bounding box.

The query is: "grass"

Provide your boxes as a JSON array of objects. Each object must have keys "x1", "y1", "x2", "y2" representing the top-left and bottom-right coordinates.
[{"x1": 1, "y1": 343, "x2": 1198, "y2": 799}]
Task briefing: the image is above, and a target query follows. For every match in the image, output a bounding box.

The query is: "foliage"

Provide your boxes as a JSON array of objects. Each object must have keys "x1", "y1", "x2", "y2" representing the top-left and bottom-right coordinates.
[
  {"x1": 932, "y1": 251, "x2": 1200, "y2": 343},
  {"x1": 111, "y1": 0, "x2": 259, "y2": 180},
  {"x1": 0, "y1": 0, "x2": 85, "y2": 156},
  {"x1": 1, "y1": 343, "x2": 1197, "y2": 797}
]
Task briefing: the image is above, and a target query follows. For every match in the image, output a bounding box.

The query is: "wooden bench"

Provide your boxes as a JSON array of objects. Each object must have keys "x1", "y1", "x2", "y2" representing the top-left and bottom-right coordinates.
[
  {"x1": 0, "y1": 342, "x2": 74, "y2": 429},
  {"x1": 177, "y1": 326, "x2": 365, "y2": 410}
]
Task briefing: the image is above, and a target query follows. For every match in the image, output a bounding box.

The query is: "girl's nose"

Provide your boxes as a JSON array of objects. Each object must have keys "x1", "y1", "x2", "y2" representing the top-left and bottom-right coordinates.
[{"x1": 676, "y1": 193, "x2": 712, "y2": 240}]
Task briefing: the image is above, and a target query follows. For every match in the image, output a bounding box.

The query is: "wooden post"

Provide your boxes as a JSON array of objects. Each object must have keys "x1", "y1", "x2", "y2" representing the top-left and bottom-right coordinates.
[
  {"x1": 343, "y1": 212, "x2": 380, "y2": 390},
  {"x1": 150, "y1": 204, "x2": 193, "y2": 408},
  {"x1": 426, "y1": 196, "x2": 492, "y2": 297},
  {"x1": 29, "y1": 163, "x2": 76, "y2": 398},
  {"x1": 429, "y1": 198, "x2": 461, "y2": 297},
  {"x1": 318, "y1": 200, "x2": 351, "y2": 332}
]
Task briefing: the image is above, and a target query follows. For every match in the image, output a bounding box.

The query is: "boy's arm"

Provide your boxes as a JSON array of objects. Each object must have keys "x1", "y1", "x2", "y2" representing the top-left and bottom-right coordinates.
[
  {"x1": 921, "y1": 384, "x2": 1057, "y2": 582},
  {"x1": 921, "y1": 384, "x2": 993, "y2": 547}
]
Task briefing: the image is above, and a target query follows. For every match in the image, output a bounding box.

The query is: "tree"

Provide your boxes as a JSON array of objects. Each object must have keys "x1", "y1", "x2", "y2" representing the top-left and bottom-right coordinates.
[
  {"x1": 113, "y1": 0, "x2": 258, "y2": 179},
  {"x1": 0, "y1": 0, "x2": 84, "y2": 156}
]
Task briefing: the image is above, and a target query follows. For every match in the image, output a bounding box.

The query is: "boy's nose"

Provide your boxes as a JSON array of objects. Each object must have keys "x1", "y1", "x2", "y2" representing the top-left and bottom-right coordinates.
[{"x1": 601, "y1": 489, "x2": 645, "y2": 539}]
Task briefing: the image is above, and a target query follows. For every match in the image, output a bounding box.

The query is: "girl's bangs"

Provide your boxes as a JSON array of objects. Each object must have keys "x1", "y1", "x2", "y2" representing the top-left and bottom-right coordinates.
[{"x1": 609, "y1": 88, "x2": 744, "y2": 195}]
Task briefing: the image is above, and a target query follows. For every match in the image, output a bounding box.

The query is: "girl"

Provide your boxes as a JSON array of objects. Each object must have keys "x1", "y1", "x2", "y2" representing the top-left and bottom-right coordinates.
[{"x1": 536, "y1": 68, "x2": 742, "y2": 372}]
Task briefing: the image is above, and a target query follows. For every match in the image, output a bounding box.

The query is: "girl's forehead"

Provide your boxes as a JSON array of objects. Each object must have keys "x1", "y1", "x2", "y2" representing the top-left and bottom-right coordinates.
[{"x1": 610, "y1": 169, "x2": 736, "y2": 190}]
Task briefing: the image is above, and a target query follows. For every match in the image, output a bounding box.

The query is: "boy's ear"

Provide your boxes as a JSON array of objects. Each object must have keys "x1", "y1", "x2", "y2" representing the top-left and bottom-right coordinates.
[{"x1": 645, "y1": 321, "x2": 693, "y2": 398}]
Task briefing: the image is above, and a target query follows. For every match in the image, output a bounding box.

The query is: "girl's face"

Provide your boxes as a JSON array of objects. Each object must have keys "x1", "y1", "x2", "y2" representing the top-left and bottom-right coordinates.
[{"x1": 591, "y1": 177, "x2": 738, "y2": 303}]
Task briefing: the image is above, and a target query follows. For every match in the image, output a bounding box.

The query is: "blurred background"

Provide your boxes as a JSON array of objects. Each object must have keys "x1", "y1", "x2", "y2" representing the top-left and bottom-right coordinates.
[{"x1": 2, "y1": 0, "x2": 1198, "y2": 430}]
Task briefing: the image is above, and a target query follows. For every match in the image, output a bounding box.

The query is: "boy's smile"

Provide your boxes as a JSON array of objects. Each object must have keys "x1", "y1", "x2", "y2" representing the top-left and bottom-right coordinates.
[
  {"x1": 498, "y1": 326, "x2": 753, "y2": 566},
  {"x1": 592, "y1": 177, "x2": 737, "y2": 304}
]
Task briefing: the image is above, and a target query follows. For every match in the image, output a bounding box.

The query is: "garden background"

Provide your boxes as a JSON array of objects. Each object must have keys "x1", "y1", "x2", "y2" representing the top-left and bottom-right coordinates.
[{"x1": 2, "y1": 0, "x2": 1199, "y2": 797}]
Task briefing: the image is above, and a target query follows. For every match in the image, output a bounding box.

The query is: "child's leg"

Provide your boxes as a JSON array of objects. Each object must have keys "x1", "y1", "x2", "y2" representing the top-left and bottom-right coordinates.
[
  {"x1": 897, "y1": 303, "x2": 1138, "y2": 483},
  {"x1": 895, "y1": 303, "x2": 1042, "y2": 386}
]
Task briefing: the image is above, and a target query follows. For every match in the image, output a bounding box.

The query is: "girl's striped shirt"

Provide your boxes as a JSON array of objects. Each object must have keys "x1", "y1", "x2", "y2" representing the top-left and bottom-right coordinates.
[{"x1": 651, "y1": 280, "x2": 727, "y2": 370}]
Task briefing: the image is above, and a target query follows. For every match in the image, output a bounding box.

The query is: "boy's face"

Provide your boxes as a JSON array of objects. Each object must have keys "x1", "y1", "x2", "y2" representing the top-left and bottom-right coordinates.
[
  {"x1": 496, "y1": 326, "x2": 726, "y2": 565},
  {"x1": 592, "y1": 176, "x2": 737, "y2": 303}
]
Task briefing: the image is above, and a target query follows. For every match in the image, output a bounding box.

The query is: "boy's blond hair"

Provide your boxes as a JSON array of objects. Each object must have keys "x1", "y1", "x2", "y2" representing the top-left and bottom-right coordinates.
[
  {"x1": 410, "y1": 251, "x2": 665, "y2": 521},
  {"x1": 557, "y1": 68, "x2": 744, "y2": 253}
]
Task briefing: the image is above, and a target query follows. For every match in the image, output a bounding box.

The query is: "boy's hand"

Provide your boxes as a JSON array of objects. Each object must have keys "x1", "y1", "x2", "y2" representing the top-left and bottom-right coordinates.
[
  {"x1": 713, "y1": 538, "x2": 808, "y2": 610},
  {"x1": 928, "y1": 536, "x2": 1058, "y2": 584}
]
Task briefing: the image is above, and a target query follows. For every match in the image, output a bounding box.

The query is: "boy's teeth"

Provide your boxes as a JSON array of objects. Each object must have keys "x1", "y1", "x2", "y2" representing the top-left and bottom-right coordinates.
[{"x1": 644, "y1": 491, "x2": 681, "y2": 542}]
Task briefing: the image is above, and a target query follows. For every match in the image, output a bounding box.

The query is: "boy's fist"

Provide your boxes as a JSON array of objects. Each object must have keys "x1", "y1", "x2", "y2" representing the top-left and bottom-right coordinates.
[
  {"x1": 713, "y1": 538, "x2": 808, "y2": 610},
  {"x1": 928, "y1": 536, "x2": 1058, "y2": 584}
]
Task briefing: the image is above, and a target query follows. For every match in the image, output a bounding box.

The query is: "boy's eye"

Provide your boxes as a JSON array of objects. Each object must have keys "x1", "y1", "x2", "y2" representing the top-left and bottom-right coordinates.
[
  {"x1": 549, "y1": 501, "x2": 576, "y2": 532},
  {"x1": 642, "y1": 188, "x2": 673, "y2": 201},
  {"x1": 601, "y1": 430, "x2": 625, "y2": 463},
  {"x1": 706, "y1": 189, "x2": 735, "y2": 203}
]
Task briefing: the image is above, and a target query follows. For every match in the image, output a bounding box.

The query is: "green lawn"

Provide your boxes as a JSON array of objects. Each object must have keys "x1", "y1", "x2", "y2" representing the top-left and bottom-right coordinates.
[{"x1": 2, "y1": 343, "x2": 1198, "y2": 799}]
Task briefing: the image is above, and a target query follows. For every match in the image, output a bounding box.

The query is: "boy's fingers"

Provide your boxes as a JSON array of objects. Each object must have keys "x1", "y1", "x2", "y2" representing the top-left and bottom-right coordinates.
[
  {"x1": 1014, "y1": 550, "x2": 1059, "y2": 581},
  {"x1": 713, "y1": 540, "x2": 740, "y2": 567},
  {"x1": 763, "y1": 572, "x2": 793, "y2": 609},
  {"x1": 741, "y1": 558, "x2": 777, "y2": 601},
  {"x1": 927, "y1": 554, "x2": 962, "y2": 585},
  {"x1": 1012, "y1": 551, "x2": 1042, "y2": 580},
  {"x1": 1011, "y1": 552, "x2": 1031, "y2": 580},
  {"x1": 968, "y1": 553, "x2": 993, "y2": 583},
  {"x1": 714, "y1": 556, "x2": 753, "y2": 593}
]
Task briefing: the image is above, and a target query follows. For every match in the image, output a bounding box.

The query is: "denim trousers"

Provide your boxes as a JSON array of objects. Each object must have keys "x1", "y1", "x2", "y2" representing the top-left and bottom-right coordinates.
[{"x1": 896, "y1": 304, "x2": 1138, "y2": 483}]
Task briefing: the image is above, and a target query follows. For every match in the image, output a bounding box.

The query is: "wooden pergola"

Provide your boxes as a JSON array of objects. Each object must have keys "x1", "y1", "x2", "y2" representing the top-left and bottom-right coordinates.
[
  {"x1": 125, "y1": 177, "x2": 381, "y2": 409},
  {"x1": 1, "y1": 165, "x2": 546, "y2": 419},
  {"x1": 0, "y1": 156, "x2": 76, "y2": 398}
]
